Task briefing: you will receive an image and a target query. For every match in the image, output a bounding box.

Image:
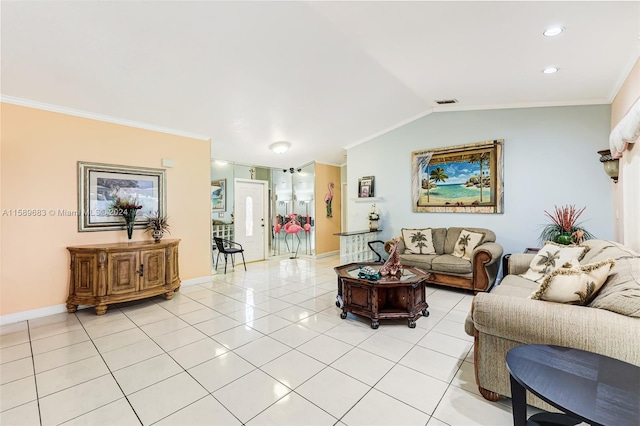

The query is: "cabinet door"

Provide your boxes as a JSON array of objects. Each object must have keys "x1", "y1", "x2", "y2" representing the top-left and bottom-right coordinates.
[
  {"x1": 140, "y1": 249, "x2": 166, "y2": 290},
  {"x1": 72, "y1": 253, "x2": 99, "y2": 297},
  {"x1": 107, "y1": 252, "x2": 139, "y2": 294}
]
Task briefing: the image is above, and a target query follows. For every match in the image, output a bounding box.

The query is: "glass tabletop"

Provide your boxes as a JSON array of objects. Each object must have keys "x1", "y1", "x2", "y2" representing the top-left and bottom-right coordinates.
[{"x1": 344, "y1": 264, "x2": 417, "y2": 282}]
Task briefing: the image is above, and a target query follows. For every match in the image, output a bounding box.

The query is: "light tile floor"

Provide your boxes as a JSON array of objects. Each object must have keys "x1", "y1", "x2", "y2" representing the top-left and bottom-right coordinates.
[{"x1": 1, "y1": 255, "x2": 543, "y2": 425}]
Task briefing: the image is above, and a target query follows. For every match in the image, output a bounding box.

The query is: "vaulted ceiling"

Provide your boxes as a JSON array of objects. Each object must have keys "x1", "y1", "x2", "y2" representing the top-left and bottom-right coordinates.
[{"x1": 2, "y1": 1, "x2": 638, "y2": 168}]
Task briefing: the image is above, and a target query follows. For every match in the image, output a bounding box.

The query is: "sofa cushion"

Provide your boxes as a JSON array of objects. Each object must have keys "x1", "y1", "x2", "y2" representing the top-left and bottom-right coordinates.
[
  {"x1": 521, "y1": 243, "x2": 588, "y2": 283},
  {"x1": 399, "y1": 253, "x2": 437, "y2": 270},
  {"x1": 431, "y1": 254, "x2": 472, "y2": 274},
  {"x1": 432, "y1": 228, "x2": 447, "y2": 255},
  {"x1": 452, "y1": 229, "x2": 485, "y2": 260},
  {"x1": 401, "y1": 228, "x2": 436, "y2": 254},
  {"x1": 494, "y1": 275, "x2": 540, "y2": 297},
  {"x1": 444, "y1": 227, "x2": 495, "y2": 254},
  {"x1": 582, "y1": 240, "x2": 639, "y2": 264},
  {"x1": 589, "y1": 257, "x2": 640, "y2": 318},
  {"x1": 530, "y1": 259, "x2": 615, "y2": 305}
]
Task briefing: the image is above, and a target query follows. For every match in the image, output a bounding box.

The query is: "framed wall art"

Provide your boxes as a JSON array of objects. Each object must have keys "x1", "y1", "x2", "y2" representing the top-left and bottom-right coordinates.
[
  {"x1": 358, "y1": 176, "x2": 375, "y2": 198},
  {"x1": 411, "y1": 139, "x2": 504, "y2": 213},
  {"x1": 211, "y1": 179, "x2": 226, "y2": 212},
  {"x1": 78, "y1": 162, "x2": 166, "y2": 231}
]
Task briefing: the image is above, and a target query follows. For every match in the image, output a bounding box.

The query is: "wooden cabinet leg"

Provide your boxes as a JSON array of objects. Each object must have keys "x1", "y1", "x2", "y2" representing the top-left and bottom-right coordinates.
[
  {"x1": 164, "y1": 291, "x2": 174, "y2": 300},
  {"x1": 66, "y1": 303, "x2": 77, "y2": 313},
  {"x1": 94, "y1": 305, "x2": 108, "y2": 315}
]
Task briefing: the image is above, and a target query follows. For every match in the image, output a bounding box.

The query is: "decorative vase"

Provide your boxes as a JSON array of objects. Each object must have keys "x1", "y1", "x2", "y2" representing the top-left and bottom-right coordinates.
[
  {"x1": 369, "y1": 219, "x2": 379, "y2": 231},
  {"x1": 554, "y1": 233, "x2": 573, "y2": 245},
  {"x1": 125, "y1": 219, "x2": 135, "y2": 240},
  {"x1": 123, "y1": 208, "x2": 138, "y2": 240},
  {"x1": 151, "y1": 229, "x2": 163, "y2": 242}
]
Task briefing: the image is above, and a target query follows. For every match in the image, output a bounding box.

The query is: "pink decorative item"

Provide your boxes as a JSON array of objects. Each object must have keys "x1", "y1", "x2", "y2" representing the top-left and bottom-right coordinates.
[
  {"x1": 379, "y1": 237, "x2": 402, "y2": 276},
  {"x1": 284, "y1": 213, "x2": 303, "y2": 258},
  {"x1": 324, "y1": 182, "x2": 334, "y2": 217}
]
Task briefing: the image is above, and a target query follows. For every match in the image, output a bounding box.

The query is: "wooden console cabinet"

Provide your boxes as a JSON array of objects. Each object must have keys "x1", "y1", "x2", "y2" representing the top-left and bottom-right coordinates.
[{"x1": 66, "y1": 239, "x2": 180, "y2": 315}]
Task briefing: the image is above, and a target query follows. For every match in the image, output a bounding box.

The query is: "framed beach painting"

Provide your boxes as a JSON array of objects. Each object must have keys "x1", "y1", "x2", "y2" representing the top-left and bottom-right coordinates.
[
  {"x1": 211, "y1": 179, "x2": 226, "y2": 212},
  {"x1": 411, "y1": 140, "x2": 504, "y2": 213},
  {"x1": 78, "y1": 162, "x2": 166, "y2": 231}
]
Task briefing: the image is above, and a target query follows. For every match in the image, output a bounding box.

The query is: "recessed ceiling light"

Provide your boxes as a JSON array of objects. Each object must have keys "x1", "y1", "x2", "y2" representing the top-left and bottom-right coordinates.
[
  {"x1": 270, "y1": 141, "x2": 291, "y2": 154},
  {"x1": 543, "y1": 67, "x2": 559, "y2": 74},
  {"x1": 543, "y1": 26, "x2": 565, "y2": 37}
]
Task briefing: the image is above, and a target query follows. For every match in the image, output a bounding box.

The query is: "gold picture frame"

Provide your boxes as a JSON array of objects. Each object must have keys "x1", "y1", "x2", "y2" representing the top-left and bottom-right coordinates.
[{"x1": 411, "y1": 140, "x2": 504, "y2": 213}]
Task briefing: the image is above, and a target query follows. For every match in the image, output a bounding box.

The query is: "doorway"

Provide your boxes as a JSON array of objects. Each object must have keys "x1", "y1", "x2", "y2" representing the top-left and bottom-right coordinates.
[{"x1": 234, "y1": 179, "x2": 269, "y2": 263}]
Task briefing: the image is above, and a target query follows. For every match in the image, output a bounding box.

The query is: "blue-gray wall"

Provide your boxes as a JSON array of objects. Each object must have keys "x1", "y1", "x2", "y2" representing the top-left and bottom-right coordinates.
[{"x1": 347, "y1": 105, "x2": 613, "y2": 256}]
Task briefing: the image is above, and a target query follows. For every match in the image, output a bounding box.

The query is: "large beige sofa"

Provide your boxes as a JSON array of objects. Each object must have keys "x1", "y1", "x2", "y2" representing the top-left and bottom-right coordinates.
[
  {"x1": 465, "y1": 239, "x2": 640, "y2": 410},
  {"x1": 390, "y1": 227, "x2": 503, "y2": 292}
]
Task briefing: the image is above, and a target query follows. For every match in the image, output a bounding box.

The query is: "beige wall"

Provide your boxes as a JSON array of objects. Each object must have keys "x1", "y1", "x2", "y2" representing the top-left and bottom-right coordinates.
[
  {"x1": 314, "y1": 163, "x2": 341, "y2": 254},
  {"x1": 1, "y1": 103, "x2": 211, "y2": 316},
  {"x1": 611, "y1": 58, "x2": 640, "y2": 250}
]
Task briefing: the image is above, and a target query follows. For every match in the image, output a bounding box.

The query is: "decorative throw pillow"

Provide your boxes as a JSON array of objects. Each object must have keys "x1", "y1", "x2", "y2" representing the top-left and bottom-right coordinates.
[
  {"x1": 529, "y1": 259, "x2": 615, "y2": 305},
  {"x1": 401, "y1": 228, "x2": 436, "y2": 255},
  {"x1": 452, "y1": 230, "x2": 484, "y2": 260},
  {"x1": 521, "y1": 242, "x2": 589, "y2": 283}
]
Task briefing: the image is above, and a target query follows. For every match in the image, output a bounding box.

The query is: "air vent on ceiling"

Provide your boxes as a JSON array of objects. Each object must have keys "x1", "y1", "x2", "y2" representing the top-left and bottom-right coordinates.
[{"x1": 435, "y1": 99, "x2": 458, "y2": 105}]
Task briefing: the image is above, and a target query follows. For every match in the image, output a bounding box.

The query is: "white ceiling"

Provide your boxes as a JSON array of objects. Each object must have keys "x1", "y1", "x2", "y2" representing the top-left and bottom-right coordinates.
[{"x1": 2, "y1": 1, "x2": 639, "y2": 169}]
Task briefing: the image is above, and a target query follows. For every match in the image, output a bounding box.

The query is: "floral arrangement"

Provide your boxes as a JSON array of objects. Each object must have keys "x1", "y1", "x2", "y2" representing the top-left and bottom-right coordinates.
[
  {"x1": 539, "y1": 204, "x2": 595, "y2": 245},
  {"x1": 111, "y1": 196, "x2": 142, "y2": 239},
  {"x1": 111, "y1": 196, "x2": 142, "y2": 216},
  {"x1": 369, "y1": 204, "x2": 380, "y2": 221}
]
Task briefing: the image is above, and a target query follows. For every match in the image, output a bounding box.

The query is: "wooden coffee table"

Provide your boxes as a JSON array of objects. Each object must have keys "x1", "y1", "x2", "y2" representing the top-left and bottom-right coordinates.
[
  {"x1": 507, "y1": 344, "x2": 640, "y2": 426},
  {"x1": 334, "y1": 263, "x2": 431, "y2": 329}
]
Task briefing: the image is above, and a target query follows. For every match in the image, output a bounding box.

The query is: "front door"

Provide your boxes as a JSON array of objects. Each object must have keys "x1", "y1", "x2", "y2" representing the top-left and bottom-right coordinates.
[{"x1": 234, "y1": 179, "x2": 268, "y2": 263}]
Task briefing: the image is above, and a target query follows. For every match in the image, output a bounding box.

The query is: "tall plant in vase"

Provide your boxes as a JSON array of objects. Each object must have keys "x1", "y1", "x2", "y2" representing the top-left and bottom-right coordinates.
[
  {"x1": 539, "y1": 204, "x2": 595, "y2": 245},
  {"x1": 111, "y1": 196, "x2": 142, "y2": 240}
]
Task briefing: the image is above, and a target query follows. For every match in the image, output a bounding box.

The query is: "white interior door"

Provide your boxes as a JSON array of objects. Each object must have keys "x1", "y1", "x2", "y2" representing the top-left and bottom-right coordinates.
[{"x1": 234, "y1": 179, "x2": 268, "y2": 263}]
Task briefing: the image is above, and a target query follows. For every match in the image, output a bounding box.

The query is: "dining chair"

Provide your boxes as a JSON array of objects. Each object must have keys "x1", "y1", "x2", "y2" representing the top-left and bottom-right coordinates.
[{"x1": 213, "y1": 237, "x2": 246, "y2": 274}]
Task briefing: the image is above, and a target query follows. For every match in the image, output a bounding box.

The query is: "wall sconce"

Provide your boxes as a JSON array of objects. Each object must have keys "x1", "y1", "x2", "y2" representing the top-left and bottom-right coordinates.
[{"x1": 597, "y1": 149, "x2": 619, "y2": 183}]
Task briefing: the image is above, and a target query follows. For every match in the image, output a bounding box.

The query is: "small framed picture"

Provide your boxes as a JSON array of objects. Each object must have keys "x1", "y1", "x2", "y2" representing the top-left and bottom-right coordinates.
[
  {"x1": 358, "y1": 176, "x2": 375, "y2": 198},
  {"x1": 211, "y1": 179, "x2": 226, "y2": 212}
]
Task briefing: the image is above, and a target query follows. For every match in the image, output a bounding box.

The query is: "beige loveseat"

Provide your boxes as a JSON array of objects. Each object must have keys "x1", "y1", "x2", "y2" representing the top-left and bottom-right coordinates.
[
  {"x1": 389, "y1": 227, "x2": 503, "y2": 292},
  {"x1": 465, "y1": 239, "x2": 640, "y2": 410}
]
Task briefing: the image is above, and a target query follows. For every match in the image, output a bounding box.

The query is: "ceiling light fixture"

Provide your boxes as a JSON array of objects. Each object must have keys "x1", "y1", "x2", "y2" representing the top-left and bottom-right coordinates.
[
  {"x1": 213, "y1": 159, "x2": 228, "y2": 165},
  {"x1": 542, "y1": 67, "x2": 559, "y2": 74},
  {"x1": 543, "y1": 26, "x2": 565, "y2": 37},
  {"x1": 270, "y1": 141, "x2": 291, "y2": 154}
]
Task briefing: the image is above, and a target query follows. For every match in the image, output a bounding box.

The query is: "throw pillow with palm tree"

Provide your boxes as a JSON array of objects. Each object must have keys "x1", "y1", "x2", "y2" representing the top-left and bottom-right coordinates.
[
  {"x1": 452, "y1": 230, "x2": 484, "y2": 260},
  {"x1": 401, "y1": 228, "x2": 435, "y2": 254}
]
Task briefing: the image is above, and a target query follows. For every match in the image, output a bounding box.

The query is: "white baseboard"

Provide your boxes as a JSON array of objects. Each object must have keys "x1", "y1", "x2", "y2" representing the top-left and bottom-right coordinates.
[
  {"x1": 0, "y1": 304, "x2": 70, "y2": 326},
  {"x1": 181, "y1": 275, "x2": 215, "y2": 286},
  {"x1": 315, "y1": 250, "x2": 340, "y2": 259},
  {"x1": 0, "y1": 275, "x2": 215, "y2": 325}
]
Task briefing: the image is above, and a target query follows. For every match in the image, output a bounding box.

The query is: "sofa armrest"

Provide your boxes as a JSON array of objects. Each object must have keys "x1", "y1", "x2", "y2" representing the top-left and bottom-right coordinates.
[
  {"x1": 507, "y1": 253, "x2": 536, "y2": 275},
  {"x1": 472, "y1": 293, "x2": 640, "y2": 363},
  {"x1": 473, "y1": 242, "x2": 502, "y2": 266},
  {"x1": 471, "y1": 242, "x2": 503, "y2": 292}
]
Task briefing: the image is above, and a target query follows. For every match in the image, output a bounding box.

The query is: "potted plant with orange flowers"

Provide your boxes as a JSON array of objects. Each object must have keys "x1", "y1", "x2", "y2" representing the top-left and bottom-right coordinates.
[{"x1": 538, "y1": 204, "x2": 595, "y2": 245}]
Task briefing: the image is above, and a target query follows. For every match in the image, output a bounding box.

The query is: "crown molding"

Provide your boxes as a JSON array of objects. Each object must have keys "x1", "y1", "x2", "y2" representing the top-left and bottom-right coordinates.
[
  {"x1": 0, "y1": 96, "x2": 211, "y2": 141},
  {"x1": 608, "y1": 48, "x2": 640, "y2": 103},
  {"x1": 343, "y1": 108, "x2": 435, "y2": 151},
  {"x1": 344, "y1": 99, "x2": 611, "y2": 151}
]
